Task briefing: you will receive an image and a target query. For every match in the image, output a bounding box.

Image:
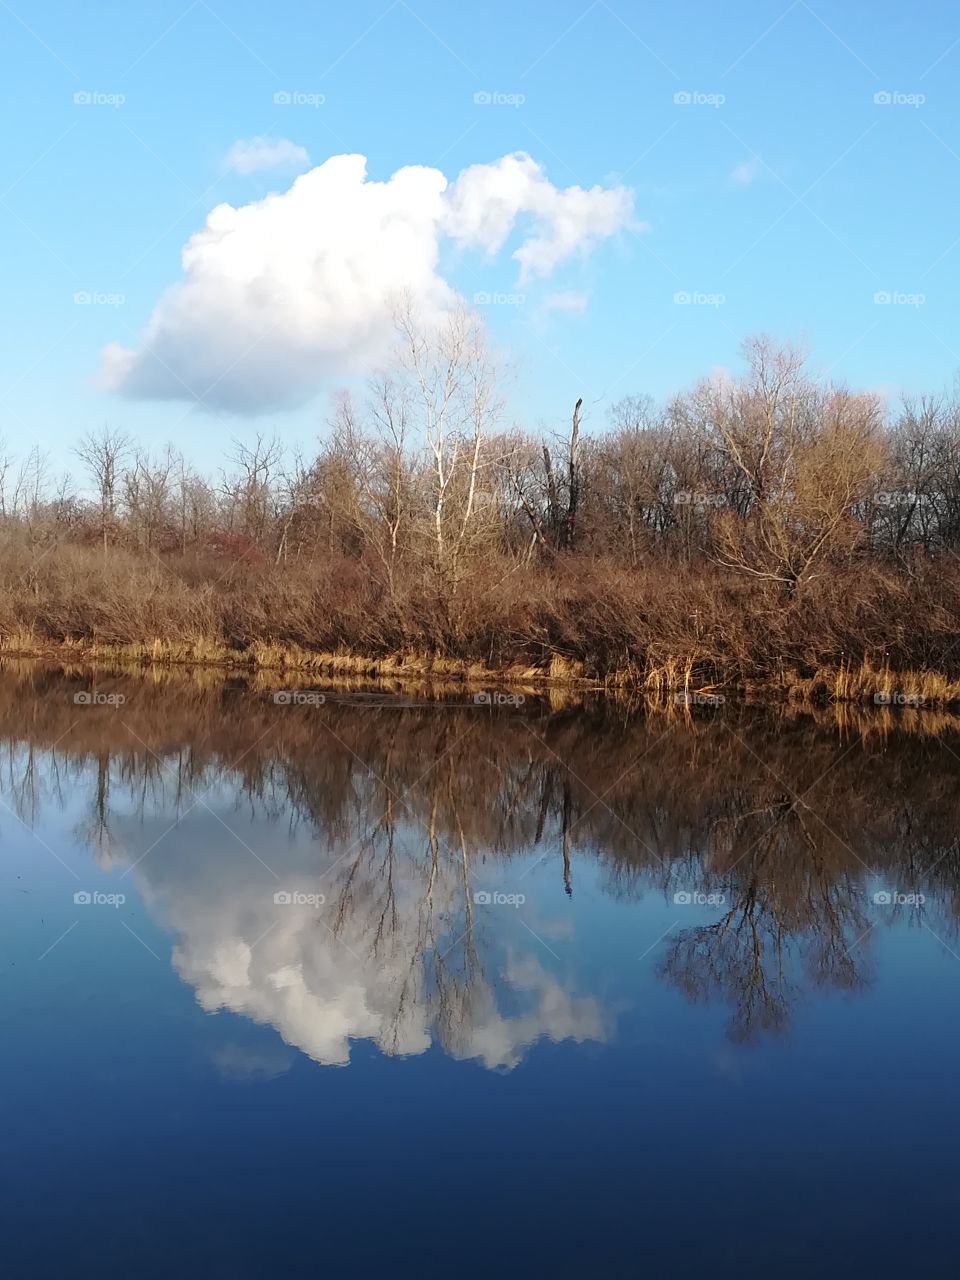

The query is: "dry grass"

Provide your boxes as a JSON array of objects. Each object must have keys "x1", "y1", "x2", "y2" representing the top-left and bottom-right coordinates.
[
  {"x1": 780, "y1": 658, "x2": 960, "y2": 710},
  {"x1": 3, "y1": 630, "x2": 960, "y2": 713},
  {"x1": 0, "y1": 632, "x2": 601, "y2": 688},
  {"x1": 0, "y1": 533, "x2": 958, "y2": 710}
]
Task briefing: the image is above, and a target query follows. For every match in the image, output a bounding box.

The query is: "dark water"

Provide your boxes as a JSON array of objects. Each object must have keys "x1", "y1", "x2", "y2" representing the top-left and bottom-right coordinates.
[{"x1": 3, "y1": 666, "x2": 960, "y2": 1278}]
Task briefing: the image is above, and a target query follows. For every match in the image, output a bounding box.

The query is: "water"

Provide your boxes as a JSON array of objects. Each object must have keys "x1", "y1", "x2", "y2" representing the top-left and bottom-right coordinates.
[{"x1": 3, "y1": 666, "x2": 960, "y2": 1277}]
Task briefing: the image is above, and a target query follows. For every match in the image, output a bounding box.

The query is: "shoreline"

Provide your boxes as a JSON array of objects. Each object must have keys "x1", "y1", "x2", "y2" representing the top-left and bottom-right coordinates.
[{"x1": 2, "y1": 632, "x2": 960, "y2": 712}]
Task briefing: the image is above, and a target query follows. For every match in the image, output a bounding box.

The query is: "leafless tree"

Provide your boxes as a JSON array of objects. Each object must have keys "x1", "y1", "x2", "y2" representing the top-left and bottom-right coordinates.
[{"x1": 75, "y1": 427, "x2": 132, "y2": 554}]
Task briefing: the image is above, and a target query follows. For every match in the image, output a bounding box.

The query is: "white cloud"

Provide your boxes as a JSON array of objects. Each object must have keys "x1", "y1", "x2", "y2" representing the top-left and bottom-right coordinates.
[
  {"x1": 122, "y1": 811, "x2": 607, "y2": 1070},
  {"x1": 443, "y1": 151, "x2": 636, "y2": 281},
  {"x1": 101, "y1": 151, "x2": 633, "y2": 414},
  {"x1": 730, "y1": 157, "x2": 761, "y2": 186},
  {"x1": 225, "y1": 135, "x2": 311, "y2": 175}
]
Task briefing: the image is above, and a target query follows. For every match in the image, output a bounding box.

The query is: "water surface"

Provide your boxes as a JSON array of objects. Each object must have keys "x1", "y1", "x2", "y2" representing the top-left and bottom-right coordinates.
[{"x1": 3, "y1": 667, "x2": 960, "y2": 1277}]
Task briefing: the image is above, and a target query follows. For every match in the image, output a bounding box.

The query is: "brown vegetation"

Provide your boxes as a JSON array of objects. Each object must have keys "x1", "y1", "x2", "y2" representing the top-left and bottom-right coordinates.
[{"x1": 3, "y1": 327, "x2": 960, "y2": 703}]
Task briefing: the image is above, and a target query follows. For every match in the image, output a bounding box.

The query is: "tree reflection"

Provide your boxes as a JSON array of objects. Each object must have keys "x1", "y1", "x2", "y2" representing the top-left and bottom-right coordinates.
[{"x1": 3, "y1": 661, "x2": 960, "y2": 1051}]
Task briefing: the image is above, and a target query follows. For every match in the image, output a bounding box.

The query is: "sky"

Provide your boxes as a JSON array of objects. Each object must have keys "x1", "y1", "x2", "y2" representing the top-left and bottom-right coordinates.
[{"x1": 2, "y1": 0, "x2": 960, "y2": 474}]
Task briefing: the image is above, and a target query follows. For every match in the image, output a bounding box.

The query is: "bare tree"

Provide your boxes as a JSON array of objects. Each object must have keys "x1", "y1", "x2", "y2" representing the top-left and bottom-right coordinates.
[
  {"x1": 220, "y1": 434, "x2": 284, "y2": 550},
  {"x1": 682, "y1": 340, "x2": 886, "y2": 590},
  {"x1": 75, "y1": 427, "x2": 132, "y2": 554},
  {"x1": 395, "y1": 299, "x2": 503, "y2": 589}
]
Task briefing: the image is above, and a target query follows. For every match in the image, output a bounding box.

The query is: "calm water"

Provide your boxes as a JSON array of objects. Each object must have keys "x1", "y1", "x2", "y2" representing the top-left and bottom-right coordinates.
[{"x1": 3, "y1": 666, "x2": 960, "y2": 1278}]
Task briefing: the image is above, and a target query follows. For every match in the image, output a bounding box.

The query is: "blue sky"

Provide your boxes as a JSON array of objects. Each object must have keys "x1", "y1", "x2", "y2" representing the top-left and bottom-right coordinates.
[{"x1": 2, "y1": 0, "x2": 959, "y2": 473}]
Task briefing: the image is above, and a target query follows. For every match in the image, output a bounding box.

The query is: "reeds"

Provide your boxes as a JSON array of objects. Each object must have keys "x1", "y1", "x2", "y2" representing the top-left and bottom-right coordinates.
[
  {"x1": 3, "y1": 632, "x2": 960, "y2": 712},
  {"x1": 781, "y1": 658, "x2": 960, "y2": 710}
]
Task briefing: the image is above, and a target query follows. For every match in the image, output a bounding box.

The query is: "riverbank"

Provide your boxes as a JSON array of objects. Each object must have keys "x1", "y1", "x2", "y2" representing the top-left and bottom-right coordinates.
[{"x1": 2, "y1": 630, "x2": 960, "y2": 712}]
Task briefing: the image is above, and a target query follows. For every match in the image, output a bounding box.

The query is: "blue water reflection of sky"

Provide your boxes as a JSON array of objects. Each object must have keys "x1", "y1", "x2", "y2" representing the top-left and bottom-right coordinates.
[{"x1": 4, "y1": 748, "x2": 960, "y2": 1277}]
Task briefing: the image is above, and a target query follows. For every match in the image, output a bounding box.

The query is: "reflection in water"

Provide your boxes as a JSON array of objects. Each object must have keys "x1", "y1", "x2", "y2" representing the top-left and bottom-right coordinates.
[
  {"x1": 5, "y1": 662, "x2": 960, "y2": 1057},
  {"x1": 137, "y1": 814, "x2": 606, "y2": 1069}
]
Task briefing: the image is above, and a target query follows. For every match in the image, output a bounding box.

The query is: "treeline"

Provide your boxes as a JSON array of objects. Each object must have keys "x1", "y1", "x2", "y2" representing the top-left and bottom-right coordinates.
[{"x1": 3, "y1": 317, "x2": 960, "y2": 688}]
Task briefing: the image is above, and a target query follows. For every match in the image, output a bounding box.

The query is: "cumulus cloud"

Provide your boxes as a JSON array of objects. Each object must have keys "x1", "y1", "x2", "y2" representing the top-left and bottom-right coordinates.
[
  {"x1": 225, "y1": 136, "x2": 311, "y2": 175},
  {"x1": 443, "y1": 152, "x2": 634, "y2": 281},
  {"x1": 101, "y1": 151, "x2": 633, "y2": 414}
]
